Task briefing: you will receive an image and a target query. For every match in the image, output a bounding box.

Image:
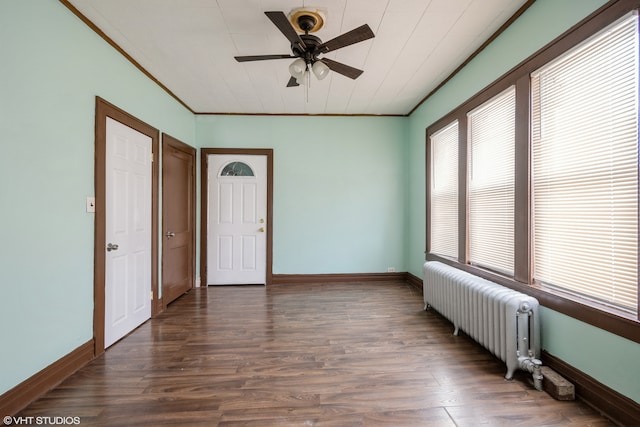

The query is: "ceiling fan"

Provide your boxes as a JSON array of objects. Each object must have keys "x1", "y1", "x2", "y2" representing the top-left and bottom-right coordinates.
[{"x1": 234, "y1": 10, "x2": 375, "y2": 87}]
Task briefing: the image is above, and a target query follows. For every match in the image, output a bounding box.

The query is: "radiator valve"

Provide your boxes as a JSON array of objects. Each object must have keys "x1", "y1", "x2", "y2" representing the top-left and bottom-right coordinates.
[{"x1": 519, "y1": 357, "x2": 544, "y2": 391}]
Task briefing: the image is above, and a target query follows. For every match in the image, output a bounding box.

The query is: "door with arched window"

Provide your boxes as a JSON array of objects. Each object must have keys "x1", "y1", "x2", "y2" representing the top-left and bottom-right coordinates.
[{"x1": 206, "y1": 154, "x2": 267, "y2": 285}]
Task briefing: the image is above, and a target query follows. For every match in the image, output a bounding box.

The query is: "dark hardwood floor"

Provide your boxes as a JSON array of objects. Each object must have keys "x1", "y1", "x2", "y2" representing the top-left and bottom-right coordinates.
[{"x1": 19, "y1": 281, "x2": 615, "y2": 426}]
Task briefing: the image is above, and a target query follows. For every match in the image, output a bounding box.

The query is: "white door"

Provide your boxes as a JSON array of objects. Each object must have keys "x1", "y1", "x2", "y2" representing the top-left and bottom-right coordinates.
[
  {"x1": 104, "y1": 117, "x2": 152, "y2": 347},
  {"x1": 207, "y1": 154, "x2": 267, "y2": 285}
]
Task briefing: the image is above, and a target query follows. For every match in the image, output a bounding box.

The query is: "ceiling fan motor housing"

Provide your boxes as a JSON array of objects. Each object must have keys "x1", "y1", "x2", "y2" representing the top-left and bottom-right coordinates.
[{"x1": 292, "y1": 34, "x2": 322, "y2": 61}]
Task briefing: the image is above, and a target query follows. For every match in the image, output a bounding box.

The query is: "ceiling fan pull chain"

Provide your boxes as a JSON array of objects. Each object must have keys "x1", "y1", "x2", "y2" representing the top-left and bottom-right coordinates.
[{"x1": 306, "y1": 63, "x2": 310, "y2": 103}]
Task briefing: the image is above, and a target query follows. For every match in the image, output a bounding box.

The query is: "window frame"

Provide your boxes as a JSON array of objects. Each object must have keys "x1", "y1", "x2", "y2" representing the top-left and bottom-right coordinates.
[{"x1": 425, "y1": 0, "x2": 640, "y2": 344}]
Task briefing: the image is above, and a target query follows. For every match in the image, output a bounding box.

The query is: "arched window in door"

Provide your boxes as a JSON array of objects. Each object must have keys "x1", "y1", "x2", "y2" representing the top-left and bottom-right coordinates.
[{"x1": 220, "y1": 161, "x2": 254, "y2": 177}]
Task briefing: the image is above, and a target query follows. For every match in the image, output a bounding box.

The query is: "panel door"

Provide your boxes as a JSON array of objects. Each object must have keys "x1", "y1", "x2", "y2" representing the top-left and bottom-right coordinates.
[
  {"x1": 105, "y1": 117, "x2": 152, "y2": 348},
  {"x1": 207, "y1": 155, "x2": 267, "y2": 285},
  {"x1": 162, "y1": 138, "x2": 195, "y2": 304}
]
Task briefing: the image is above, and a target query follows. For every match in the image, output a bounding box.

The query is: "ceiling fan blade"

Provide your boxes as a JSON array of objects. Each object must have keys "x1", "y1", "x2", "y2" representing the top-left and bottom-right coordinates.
[
  {"x1": 235, "y1": 54, "x2": 295, "y2": 62},
  {"x1": 265, "y1": 11, "x2": 306, "y2": 51},
  {"x1": 286, "y1": 76, "x2": 300, "y2": 87},
  {"x1": 318, "y1": 24, "x2": 374, "y2": 53},
  {"x1": 320, "y1": 58, "x2": 364, "y2": 80}
]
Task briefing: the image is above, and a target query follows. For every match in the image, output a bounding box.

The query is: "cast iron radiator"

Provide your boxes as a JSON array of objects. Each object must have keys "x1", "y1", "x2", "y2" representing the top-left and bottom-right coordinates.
[{"x1": 423, "y1": 261, "x2": 543, "y2": 388}]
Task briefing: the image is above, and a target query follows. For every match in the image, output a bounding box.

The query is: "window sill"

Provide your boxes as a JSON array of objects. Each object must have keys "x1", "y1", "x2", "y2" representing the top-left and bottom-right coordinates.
[{"x1": 425, "y1": 254, "x2": 640, "y2": 344}]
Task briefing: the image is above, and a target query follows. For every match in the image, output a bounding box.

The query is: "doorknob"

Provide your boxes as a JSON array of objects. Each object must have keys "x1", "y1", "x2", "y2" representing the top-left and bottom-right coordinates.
[
  {"x1": 165, "y1": 231, "x2": 175, "y2": 238},
  {"x1": 258, "y1": 227, "x2": 265, "y2": 233},
  {"x1": 106, "y1": 243, "x2": 119, "y2": 252}
]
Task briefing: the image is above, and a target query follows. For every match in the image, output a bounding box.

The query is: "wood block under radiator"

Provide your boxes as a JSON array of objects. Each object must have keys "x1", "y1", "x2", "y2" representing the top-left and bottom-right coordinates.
[{"x1": 542, "y1": 366, "x2": 575, "y2": 400}]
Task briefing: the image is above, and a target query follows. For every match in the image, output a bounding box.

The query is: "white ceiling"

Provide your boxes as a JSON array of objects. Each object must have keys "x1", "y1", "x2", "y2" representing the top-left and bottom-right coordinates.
[{"x1": 65, "y1": 0, "x2": 528, "y2": 115}]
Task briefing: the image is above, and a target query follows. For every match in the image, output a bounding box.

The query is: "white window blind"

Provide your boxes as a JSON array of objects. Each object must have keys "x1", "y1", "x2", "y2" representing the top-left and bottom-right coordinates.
[
  {"x1": 468, "y1": 87, "x2": 516, "y2": 275},
  {"x1": 531, "y1": 13, "x2": 638, "y2": 313},
  {"x1": 430, "y1": 121, "x2": 459, "y2": 258}
]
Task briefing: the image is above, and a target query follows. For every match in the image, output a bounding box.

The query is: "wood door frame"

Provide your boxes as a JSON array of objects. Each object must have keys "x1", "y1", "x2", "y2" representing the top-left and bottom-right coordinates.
[
  {"x1": 161, "y1": 133, "x2": 196, "y2": 308},
  {"x1": 200, "y1": 148, "x2": 274, "y2": 287},
  {"x1": 94, "y1": 97, "x2": 160, "y2": 356}
]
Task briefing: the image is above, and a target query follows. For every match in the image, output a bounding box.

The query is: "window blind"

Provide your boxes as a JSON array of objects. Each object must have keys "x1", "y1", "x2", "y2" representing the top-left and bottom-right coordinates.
[
  {"x1": 430, "y1": 121, "x2": 459, "y2": 258},
  {"x1": 468, "y1": 87, "x2": 516, "y2": 275},
  {"x1": 531, "y1": 13, "x2": 638, "y2": 312}
]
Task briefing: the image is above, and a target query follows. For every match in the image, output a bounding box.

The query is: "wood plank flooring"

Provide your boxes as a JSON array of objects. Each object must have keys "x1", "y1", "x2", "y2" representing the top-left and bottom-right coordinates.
[{"x1": 19, "y1": 281, "x2": 615, "y2": 426}]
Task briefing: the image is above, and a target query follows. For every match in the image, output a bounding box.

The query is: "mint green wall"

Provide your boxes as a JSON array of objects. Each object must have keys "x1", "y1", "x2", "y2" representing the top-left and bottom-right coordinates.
[
  {"x1": 541, "y1": 308, "x2": 639, "y2": 401},
  {"x1": 0, "y1": 1, "x2": 195, "y2": 395},
  {"x1": 196, "y1": 115, "x2": 408, "y2": 275},
  {"x1": 406, "y1": 0, "x2": 639, "y2": 403}
]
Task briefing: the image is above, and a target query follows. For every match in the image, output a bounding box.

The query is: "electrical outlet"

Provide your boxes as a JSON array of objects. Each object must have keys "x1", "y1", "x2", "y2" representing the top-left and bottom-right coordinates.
[
  {"x1": 387, "y1": 267, "x2": 396, "y2": 272},
  {"x1": 86, "y1": 196, "x2": 96, "y2": 213}
]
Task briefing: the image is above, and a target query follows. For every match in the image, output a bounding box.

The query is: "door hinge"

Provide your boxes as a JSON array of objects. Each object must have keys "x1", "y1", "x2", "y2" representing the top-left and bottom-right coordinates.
[
  {"x1": 150, "y1": 290, "x2": 154, "y2": 300},
  {"x1": 150, "y1": 153, "x2": 154, "y2": 163}
]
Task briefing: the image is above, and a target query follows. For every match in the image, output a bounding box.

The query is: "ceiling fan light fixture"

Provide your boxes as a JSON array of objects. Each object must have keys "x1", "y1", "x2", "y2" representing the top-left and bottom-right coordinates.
[
  {"x1": 288, "y1": 58, "x2": 307, "y2": 79},
  {"x1": 312, "y1": 60, "x2": 330, "y2": 80},
  {"x1": 296, "y1": 70, "x2": 309, "y2": 85}
]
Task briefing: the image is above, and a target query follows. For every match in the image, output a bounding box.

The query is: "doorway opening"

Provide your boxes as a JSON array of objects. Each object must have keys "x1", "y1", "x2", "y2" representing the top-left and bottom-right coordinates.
[
  {"x1": 94, "y1": 97, "x2": 160, "y2": 355},
  {"x1": 200, "y1": 148, "x2": 273, "y2": 287}
]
